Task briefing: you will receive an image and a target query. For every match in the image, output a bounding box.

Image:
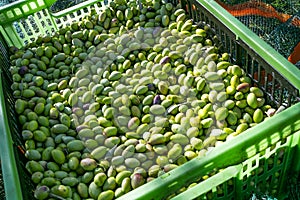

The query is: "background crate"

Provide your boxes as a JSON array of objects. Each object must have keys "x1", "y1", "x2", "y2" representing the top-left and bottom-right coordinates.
[
  {"x1": 214, "y1": 0, "x2": 300, "y2": 66},
  {"x1": 0, "y1": 0, "x2": 110, "y2": 48},
  {"x1": 0, "y1": 0, "x2": 300, "y2": 199}
]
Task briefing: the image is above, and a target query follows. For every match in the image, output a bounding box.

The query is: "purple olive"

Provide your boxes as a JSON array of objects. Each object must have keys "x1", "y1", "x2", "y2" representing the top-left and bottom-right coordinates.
[
  {"x1": 153, "y1": 27, "x2": 161, "y2": 37},
  {"x1": 148, "y1": 83, "x2": 155, "y2": 91},
  {"x1": 72, "y1": 107, "x2": 80, "y2": 113},
  {"x1": 9, "y1": 46, "x2": 19, "y2": 54},
  {"x1": 18, "y1": 66, "x2": 29, "y2": 75},
  {"x1": 131, "y1": 173, "x2": 145, "y2": 189},
  {"x1": 36, "y1": 90, "x2": 48, "y2": 98},
  {"x1": 34, "y1": 185, "x2": 50, "y2": 200},
  {"x1": 76, "y1": 125, "x2": 89, "y2": 132},
  {"x1": 147, "y1": 7, "x2": 155, "y2": 12},
  {"x1": 159, "y1": 56, "x2": 170, "y2": 65},
  {"x1": 72, "y1": 107, "x2": 84, "y2": 117},
  {"x1": 236, "y1": 83, "x2": 250, "y2": 93},
  {"x1": 153, "y1": 95, "x2": 161, "y2": 105},
  {"x1": 83, "y1": 103, "x2": 90, "y2": 110}
]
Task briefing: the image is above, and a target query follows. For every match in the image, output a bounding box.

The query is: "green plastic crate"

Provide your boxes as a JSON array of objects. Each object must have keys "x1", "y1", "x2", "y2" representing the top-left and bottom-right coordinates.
[
  {"x1": 0, "y1": 0, "x2": 300, "y2": 199},
  {"x1": 0, "y1": 0, "x2": 109, "y2": 47},
  {"x1": 168, "y1": 130, "x2": 300, "y2": 199}
]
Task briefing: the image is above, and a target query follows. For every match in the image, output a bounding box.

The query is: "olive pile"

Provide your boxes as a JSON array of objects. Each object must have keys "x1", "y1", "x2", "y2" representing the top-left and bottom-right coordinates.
[{"x1": 9, "y1": 0, "x2": 277, "y2": 199}]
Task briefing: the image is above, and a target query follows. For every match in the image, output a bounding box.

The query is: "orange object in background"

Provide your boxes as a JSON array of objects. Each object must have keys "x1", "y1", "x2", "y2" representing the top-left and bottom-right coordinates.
[
  {"x1": 215, "y1": 0, "x2": 291, "y2": 22},
  {"x1": 288, "y1": 17, "x2": 300, "y2": 64},
  {"x1": 288, "y1": 42, "x2": 300, "y2": 64},
  {"x1": 216, "y1": 0, "x2": 300, "y2": 65}
]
